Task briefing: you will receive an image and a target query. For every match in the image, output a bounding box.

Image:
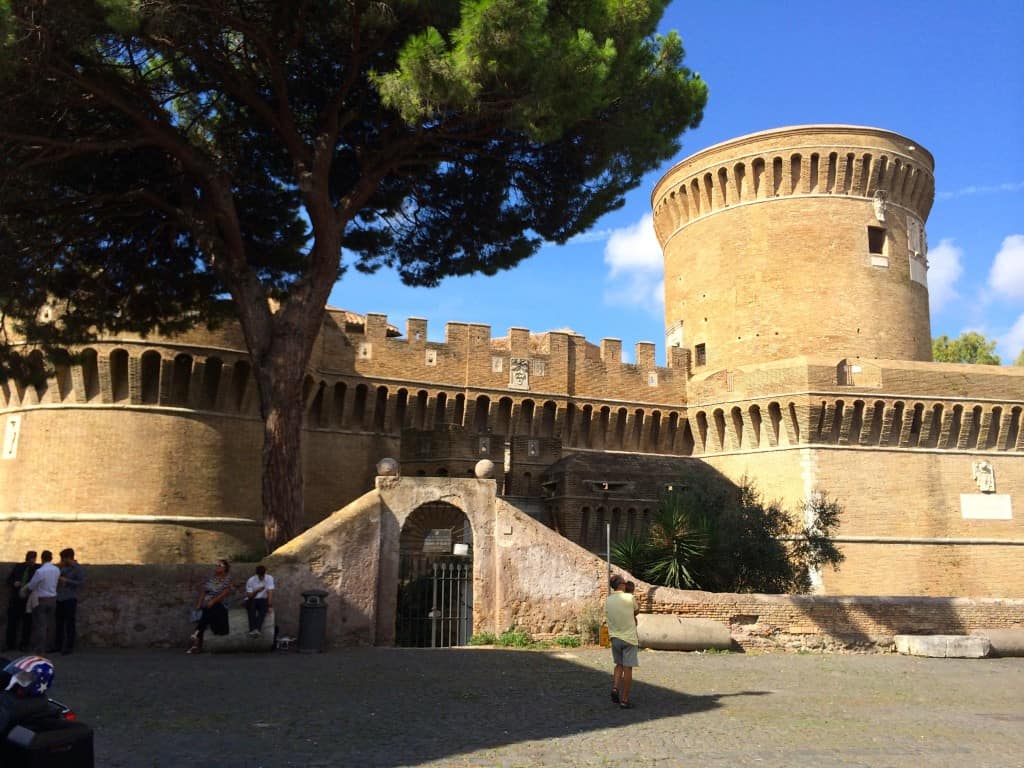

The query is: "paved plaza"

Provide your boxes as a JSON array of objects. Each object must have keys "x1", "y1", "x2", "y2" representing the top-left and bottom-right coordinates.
[{"x1": 44, "y1": 647, "x2": 1024, "y2": 767}]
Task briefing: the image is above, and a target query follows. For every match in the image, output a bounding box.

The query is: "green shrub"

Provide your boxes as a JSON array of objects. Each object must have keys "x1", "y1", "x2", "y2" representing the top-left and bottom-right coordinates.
[
  {"x1": 554, "y1": 635, "x2": 582, "y2": 648},
  {"x1": 468, "y1": 632, "x2": 497, "y2": 646},
  {"x1": 497, "y1": 628, "x2": 533, "y2": 648},
  {"x1": 575, "y1": 602, "x2": 604, "y2": 644},
  {"x1": 611, "y1": 477, "x2": 845, "y2": 595}
]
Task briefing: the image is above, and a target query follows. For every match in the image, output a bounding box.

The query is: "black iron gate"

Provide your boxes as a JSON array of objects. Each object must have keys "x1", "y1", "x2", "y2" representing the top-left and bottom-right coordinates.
[{"x1": 396, "y1": 555, "x2": 473, "y2": 647}]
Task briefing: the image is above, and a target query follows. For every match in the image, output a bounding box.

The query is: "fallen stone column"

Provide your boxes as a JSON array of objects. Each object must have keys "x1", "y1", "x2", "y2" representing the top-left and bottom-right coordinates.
[{"x1": 637, "y1": 614, "x2": 732, "y2": 651}]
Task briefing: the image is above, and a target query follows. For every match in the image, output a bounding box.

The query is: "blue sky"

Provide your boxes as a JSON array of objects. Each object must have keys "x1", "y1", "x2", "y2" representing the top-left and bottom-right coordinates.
[{"x1": 330, "y1": 0, "x2": 1024, "y2": 365}]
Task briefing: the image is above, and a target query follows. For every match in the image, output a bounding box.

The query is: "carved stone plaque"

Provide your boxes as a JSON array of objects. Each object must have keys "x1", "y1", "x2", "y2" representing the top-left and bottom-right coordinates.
[
  {"x1": 509, "y1": 358, "x2": 529, "y2": 390},
  {"x1": 972, "y1": 461, "x2": 995, "y2": 493}
]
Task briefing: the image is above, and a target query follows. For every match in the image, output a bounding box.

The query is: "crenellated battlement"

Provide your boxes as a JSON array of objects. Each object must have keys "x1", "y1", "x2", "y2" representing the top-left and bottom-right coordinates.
[
  {"x1": 0, "y1": 311, "x2": 695, "y2": 457},
  {"x1": 315, "y1": 312, "x2": 690, "y2": 405},
  {"x1": 652, "y1": 125, "x2": 935, "y2": 247}
]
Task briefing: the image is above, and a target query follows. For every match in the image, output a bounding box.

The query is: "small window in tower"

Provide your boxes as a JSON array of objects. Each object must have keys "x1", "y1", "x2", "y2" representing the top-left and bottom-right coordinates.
[
  {"x1": 695, "y1": 343, "x2": 707, "y2": 367},
  {"x1": 867, "y1": 226, "x2": 886, "y2": 255}
]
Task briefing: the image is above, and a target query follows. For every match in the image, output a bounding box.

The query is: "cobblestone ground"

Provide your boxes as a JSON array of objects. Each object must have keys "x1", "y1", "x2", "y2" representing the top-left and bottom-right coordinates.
[{"x1": 41, "y1": 648, "x2": 1024, "y2": 768}]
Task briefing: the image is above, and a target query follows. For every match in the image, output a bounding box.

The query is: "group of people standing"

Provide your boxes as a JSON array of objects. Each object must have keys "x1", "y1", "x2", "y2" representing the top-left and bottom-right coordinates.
[
  {"x1": 4, "y1": 549, "x2": 85, "y2": 655},
  {"x1": 186, "y1": 561, "x2": 274, "y2": 654}
]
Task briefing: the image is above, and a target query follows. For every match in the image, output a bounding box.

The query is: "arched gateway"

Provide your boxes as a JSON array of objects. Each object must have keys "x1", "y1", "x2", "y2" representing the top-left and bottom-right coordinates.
[
  {"x1": 396, "y1": 501, "x2": 473, "y2": 647},
  {"x1": 269, "y1": 476, "x2": 609, "y2": 648}
]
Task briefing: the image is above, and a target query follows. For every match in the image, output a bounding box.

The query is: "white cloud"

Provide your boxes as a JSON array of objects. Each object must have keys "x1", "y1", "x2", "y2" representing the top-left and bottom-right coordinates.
[
  {"x1": 987, "y1": 234, "x2": 1024, "y2": 299},
  {"x1": 927, "y1": 238, "x2": 964, "y2": 314},
  {"x1": 937, "y1": 181, "x2": 1024, "y2": 200},
  {"x1": 565, "y1": 228, "x2": 615, "y2": 245},
  {"x1": 602, "y1": 214, "x2": 665, "y2": 310},
  {"x1": 997, "y1": 313, "x2": 1024, "y2": 364},
  {"x1": 604, "y1": 214, "x2": 662, "y2": 276}
]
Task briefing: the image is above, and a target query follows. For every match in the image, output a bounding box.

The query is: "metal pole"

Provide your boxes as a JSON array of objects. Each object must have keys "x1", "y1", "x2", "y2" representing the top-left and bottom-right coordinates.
[
  {"x1": 606, "y1": 521, "x2": 611, "y2": 585},
  {"x1": 430, "y1": 562, "x2": 438, "y2": 648}
]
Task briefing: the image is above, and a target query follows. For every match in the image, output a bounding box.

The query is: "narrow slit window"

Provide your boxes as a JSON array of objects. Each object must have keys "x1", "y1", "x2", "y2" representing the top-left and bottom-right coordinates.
[{"x1": 695, "y1": 343, "x2": 707, "y2": 367}]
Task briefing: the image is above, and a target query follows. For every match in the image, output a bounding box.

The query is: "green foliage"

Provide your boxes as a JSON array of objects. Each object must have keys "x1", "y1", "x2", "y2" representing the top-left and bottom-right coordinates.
[
  {"x1": 932, "y1": 332, "x2": 1001, "y2": 365},
  {"x1": 699, "y1": 481, "x2": 799, "y2": 593},
  {"x1": 792, "y1": 492, "x2": 846, "y2": 574},
  {"x1": 643, "y1": 490, "x2": 710, "y2": 589},
  {"x1": 497, "y1": 627, "x2": 534, "y2": 648},
  {"x1": 474, "y1": 627, "x2": 580, "y2": 650},
  {"x1": 1016, "y1": 349, "x2": 1024, "y2": 366},
  {"x1": 573, "y1": 601, "x2": 605, "y2": 645},
  {"x1": 0, "y1": 0, "x2": 707, "y2": 350},
  {"x1": 609, "y1": 534, "x2": 650, "y2": 580},
  {"x1": 613, "y1": 477, "x2": 845, "y2": 595},
  {"x1": 0, "y1": 0, "x2": 707, "y2": 546}
]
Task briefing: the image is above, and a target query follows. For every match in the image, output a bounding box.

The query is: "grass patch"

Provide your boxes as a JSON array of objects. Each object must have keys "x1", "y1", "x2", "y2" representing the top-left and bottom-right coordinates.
[
  {"x1": 497, "y1": 628, "x2": 534, "y2": 648},
  {"x1": 553, "y1": 635, "x2": 583, "y2": 648},
  {"x1": 469, "y1": 629, "x2": 583, "y2": 650}
]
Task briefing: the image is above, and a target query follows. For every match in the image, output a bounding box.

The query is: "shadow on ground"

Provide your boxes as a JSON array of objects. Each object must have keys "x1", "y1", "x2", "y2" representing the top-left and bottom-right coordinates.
[{"x1": 53, "y1": 648, "x2": 770, "y2": 768}]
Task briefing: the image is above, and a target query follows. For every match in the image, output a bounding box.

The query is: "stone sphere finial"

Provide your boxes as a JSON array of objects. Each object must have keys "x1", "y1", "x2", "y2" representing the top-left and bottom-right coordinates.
[
  {"x1": 376, "y1": 458, "x2": 400, "y2": 477},
  {"x1": 474, "y1": 459, "x2": 495, "y2": 479}
]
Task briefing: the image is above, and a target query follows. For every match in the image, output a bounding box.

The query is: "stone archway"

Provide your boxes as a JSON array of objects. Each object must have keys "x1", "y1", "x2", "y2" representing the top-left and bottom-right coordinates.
[{"x1": 395, "y1": 501, "x2": 474, "y2": 647}]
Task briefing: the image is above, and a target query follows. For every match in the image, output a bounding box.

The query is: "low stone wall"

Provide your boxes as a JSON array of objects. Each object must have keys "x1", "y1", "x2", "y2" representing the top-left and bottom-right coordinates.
[
  {"x1": 631, "y1": 587, "x2": 1024, "y2": 652},
  {"x1": 0, "y1": 562, "x2": 253, "y2": 650},
  {"x1": 3, "y1": 478, "x2": 1022, "y2": 652},
  {"x1": 1, "y1": 570, "x2": 1020, "y2": 654}
]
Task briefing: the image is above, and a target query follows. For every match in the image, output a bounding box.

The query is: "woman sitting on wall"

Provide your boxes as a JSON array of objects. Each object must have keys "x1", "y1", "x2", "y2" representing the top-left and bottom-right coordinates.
[{"x1": 186, "y1": 560, "x2": 233, "y2": 655}]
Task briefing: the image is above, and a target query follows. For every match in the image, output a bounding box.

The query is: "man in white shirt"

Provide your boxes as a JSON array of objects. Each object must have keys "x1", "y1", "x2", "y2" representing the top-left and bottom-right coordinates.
[
  {"x1": 25, "y1": 550, "x2": 60, "y2": 652},
  {"x1": 245, "y1": 565, "x2": 275, "y2": 638}
]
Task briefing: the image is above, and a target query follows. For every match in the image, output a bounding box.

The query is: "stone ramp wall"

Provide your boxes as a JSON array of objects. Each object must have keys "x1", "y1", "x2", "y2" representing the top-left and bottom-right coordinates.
[{"x1": 3, "y1": 479, "x2": 1022, "y2": 650}]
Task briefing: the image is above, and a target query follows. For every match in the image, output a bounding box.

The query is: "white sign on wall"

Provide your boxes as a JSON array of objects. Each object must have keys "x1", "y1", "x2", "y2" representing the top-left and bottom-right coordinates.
[{"x1": 960, "y1": 494, "x2": 1012, "y2": 520}]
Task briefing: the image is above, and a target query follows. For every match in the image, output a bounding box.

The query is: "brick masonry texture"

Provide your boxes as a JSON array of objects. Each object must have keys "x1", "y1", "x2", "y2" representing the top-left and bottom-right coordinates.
[
  {"x1": 2, "y1": 480, "x2": 1021, "y2": 651},
  {"x1": 0, "y1": 125, "x2": 1021, "y2": 603}
]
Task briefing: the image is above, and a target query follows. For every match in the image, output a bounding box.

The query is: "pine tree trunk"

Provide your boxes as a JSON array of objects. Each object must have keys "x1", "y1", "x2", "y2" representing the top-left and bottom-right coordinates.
[{"x1": 258, "y1": 364, "x2": 305, "y2": 551}]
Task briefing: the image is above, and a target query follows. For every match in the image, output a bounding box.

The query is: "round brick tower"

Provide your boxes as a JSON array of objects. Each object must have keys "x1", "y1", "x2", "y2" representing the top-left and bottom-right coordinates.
[{"x1": 652, "y1": 125, "x2": 935, "y2": 371}]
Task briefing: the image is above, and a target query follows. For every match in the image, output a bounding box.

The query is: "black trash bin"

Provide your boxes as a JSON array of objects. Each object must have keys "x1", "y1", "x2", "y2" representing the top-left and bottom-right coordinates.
[{"x1": 298, "y1": 590, "x2": 329, "y2": 653}]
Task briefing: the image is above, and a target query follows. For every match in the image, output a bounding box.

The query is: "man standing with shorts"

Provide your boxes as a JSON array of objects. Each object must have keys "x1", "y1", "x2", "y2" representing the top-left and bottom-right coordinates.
[{"x1": 605, "y1": 574, "x2": 639, "y2": 709}]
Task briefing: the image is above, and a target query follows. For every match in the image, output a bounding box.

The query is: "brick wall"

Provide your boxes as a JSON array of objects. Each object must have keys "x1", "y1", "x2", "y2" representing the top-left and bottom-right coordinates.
[
  {"x1": 2, "y1": 482, "x2": 1021, "y2": 653},
  {"x1": 654, "y1": 125, "x2": 935, "y2": 371}
]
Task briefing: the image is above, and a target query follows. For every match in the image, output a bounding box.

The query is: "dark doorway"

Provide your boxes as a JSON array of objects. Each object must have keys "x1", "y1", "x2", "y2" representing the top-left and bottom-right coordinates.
[{"x1": 396, "y1": 502, "x2": 474, "y2": 647}]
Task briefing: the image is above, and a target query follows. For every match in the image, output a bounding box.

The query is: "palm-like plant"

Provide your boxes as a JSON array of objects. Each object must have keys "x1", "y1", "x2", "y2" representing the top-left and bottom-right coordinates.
[
  {"x1": 642, "y1": 490, "x2": 710, "y2": 589},
  {"x1": 610, "y1": 533, "x2": 650, "y2": 579}
]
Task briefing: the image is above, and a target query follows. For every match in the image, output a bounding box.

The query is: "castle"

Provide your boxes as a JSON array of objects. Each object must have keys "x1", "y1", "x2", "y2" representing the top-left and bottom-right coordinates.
[{"x1": 2, "y1": 125, "x2": 1021, "y2": 597}]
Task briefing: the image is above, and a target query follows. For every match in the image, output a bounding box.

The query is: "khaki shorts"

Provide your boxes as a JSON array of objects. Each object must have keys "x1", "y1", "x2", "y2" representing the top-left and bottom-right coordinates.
[{"x1": 611, "y1": 637, "x2": 639, "y2": 667}]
